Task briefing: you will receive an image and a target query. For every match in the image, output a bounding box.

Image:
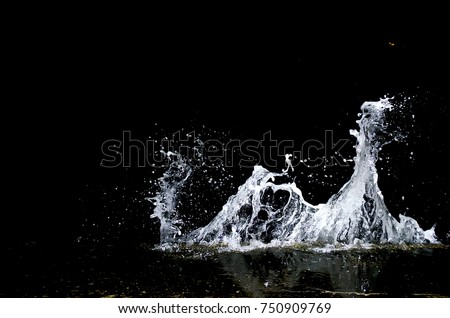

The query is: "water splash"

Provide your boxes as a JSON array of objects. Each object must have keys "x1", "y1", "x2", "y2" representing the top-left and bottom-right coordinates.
[
  {"x1": 152, "y1": 99, "x2": 438, "y2": 249},
  {"x1": 150, "y1": 151, "x2": 193, "y2": 243}
]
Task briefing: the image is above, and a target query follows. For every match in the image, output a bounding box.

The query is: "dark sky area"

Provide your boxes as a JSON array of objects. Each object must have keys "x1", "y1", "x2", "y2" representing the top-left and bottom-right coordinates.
[{"x1": 5, "y1": 8, "x2": 450, "y2": 247}]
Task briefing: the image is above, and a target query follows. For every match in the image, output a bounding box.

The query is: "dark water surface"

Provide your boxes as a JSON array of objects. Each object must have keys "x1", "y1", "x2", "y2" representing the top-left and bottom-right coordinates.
[{"x1": 3, "y1": 243, "x2": 448, "y2": 298}]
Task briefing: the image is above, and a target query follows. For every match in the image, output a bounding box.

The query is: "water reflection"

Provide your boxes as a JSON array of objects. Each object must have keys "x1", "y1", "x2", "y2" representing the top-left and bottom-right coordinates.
[
  {"x1": 3, "y1": 243, "x2": 448, "y2": 297},
  {"x1": 215, "y1": 246, "x2": 449, "y2": 297}
]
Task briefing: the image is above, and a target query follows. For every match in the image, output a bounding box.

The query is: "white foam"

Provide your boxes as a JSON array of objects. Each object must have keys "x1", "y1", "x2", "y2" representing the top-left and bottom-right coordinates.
[{"x1": 152, "y1": 99, "x2": 438, "y2": 250}]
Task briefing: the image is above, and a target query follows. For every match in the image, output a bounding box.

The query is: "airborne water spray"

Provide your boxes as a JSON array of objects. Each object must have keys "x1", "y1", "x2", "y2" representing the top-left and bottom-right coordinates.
[{"x1": 152, "y1": 99, "x2": 438, "y2": 250}]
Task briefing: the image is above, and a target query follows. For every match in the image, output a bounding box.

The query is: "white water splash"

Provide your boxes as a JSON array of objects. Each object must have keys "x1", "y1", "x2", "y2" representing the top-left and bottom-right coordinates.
[
  {"x1": 150, "y1": 151, "x2": 193, "y2": 243},
  {"x1": 282, "y1": 154, "x2": 294, "y2": 173},
  {"x1": 152, "y1": 99, "x2": 438, "y2": 249}
]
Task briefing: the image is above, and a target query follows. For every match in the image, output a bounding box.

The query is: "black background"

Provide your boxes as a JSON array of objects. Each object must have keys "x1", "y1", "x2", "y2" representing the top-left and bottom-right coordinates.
[{"x1": 4, "y1": 7, "x2": 450, "y2": 250}]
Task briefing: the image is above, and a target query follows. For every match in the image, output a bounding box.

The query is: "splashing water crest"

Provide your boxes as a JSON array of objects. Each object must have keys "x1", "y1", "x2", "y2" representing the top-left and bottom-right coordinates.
[
  {"x1": 150, "y1": 151, "x2": 193, "y2": 244},
  {"x1": 152, "y1": 99, "x2": 438, "y2": 250}
]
